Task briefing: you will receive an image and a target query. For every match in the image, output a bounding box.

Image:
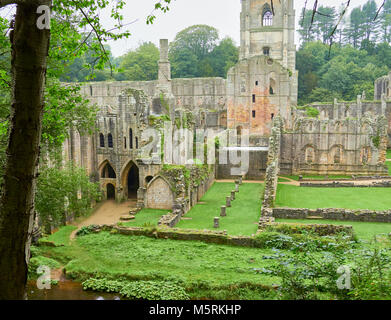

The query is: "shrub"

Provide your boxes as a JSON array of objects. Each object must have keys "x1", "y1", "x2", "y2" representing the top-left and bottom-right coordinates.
[{"x1": 82, "y1": 278, "x2": 190, "y2": 300}]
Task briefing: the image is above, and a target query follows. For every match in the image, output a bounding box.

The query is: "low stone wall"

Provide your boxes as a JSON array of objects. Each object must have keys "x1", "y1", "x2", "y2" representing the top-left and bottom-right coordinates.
[
  {"x1": 273, "y1": 207, "x2": 391, "y2": 223},
  {"x1": 300, "y1": 181, "x2": 391, "y2": 188},
  {"x1": 158, "y1": 212, "x2": 182, "y2": 228}
]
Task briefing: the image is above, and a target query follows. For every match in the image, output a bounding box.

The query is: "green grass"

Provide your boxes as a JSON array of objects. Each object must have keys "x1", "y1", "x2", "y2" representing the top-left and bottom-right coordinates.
[
  {"x1": 36, "y1": 232, "x2": 280, "y2": 299},
  {"x1": 42, "y1": 226, "x2": 77, "y2": 246},
  {"x1": 387, "y1": 149, "x2": 391, "y2": 160},
  {"x1": 276, "y1": 184, "x2": 391, "y2": 210},
  {"x1": 276, "y1": 219, "x2": 391, "y2": 241},
  {"x1": 121, "y1": 209, "x2": 169, "y2": 228},
  {"x1": 176, "y1": 182, "x2": 264, "y2": 236},
  {"x1": 387, "y1": 161, "x2": 391, "y2": 176}
]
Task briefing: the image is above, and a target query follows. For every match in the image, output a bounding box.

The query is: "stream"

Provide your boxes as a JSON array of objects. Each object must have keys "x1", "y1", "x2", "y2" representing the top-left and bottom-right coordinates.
[{"x1": 26, "y1": 280, "x2": 121, "y2": 300}]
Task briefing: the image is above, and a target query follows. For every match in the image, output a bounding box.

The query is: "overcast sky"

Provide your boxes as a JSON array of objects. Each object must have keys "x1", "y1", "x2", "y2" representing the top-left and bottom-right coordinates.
[{"x1": 105, "y1": 0, "x2": 385, "y2": 58}]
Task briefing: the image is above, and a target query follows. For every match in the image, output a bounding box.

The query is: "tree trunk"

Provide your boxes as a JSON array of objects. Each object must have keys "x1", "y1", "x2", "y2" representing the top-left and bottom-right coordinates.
[{"x1": 0, "y1": 2, "x2": 51, "y2": 299}]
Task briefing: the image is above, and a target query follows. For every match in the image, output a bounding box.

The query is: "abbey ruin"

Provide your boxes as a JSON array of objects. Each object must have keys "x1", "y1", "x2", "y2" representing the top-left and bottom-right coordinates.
[{"x1": 62, "y1": 0, "x2": 390, "y2": 213}]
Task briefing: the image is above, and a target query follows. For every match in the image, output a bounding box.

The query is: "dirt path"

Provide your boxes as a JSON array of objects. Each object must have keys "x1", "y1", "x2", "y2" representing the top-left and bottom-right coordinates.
[{"x1": 70, "y1": 200, "x2": 137, "y2": 239}]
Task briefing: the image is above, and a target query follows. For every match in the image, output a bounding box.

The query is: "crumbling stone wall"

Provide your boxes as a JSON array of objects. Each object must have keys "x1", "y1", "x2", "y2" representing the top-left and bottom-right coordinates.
[
  {"x1": 280, "y1": 99, "x2": 389, "y2": 176},
  {"x1": 261, "y1": 116, "x2": 282, "y2": 214},
  {"x1": 273, "y1": 207, "x2": 391, "y2": 223}
]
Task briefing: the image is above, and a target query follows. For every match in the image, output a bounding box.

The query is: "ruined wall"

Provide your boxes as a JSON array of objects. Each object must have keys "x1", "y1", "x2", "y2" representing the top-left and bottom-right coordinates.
[
  {"x1": 227, "y1": 55, "x2": 297, "y2": 139},
  {"x1": 280, "y1": 102, "x2": 389, "y2": 175},
  {"x1": 261, "y1": 116, "x2": 282, "y2": 215},
  {"x1": 145, "y1": 176, "x2": 174, "y2": 210}
]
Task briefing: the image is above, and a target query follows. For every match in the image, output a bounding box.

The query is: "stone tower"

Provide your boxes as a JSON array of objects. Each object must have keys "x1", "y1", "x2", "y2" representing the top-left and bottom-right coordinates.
[
  {"x1": 239, "y1": 0, "x2": 296, "y2": 72},
  {"x1": 227, "y1": 0, "x2": 298, "y2": 140}
]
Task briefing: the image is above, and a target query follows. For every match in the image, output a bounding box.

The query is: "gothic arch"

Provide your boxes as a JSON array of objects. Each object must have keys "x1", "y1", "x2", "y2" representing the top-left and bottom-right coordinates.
[
  {"x1": 145, "y1": 176, "x2": 175, "y2": 210},
  {"x1": 98, "y1": 160, "x2": 117, "y2": 179},
  {"x1": 303, "y1": 145, "x2": 316, "y2": 164},
  {"x1": 262, "y1": 4, "x2": 273, "y2": 26},
  {"x1": 330, "y1": 145, "x2": 344, "y2": 165},
  {"x1": 120, "y1": 160, "x2": 140, "y2": 199}
]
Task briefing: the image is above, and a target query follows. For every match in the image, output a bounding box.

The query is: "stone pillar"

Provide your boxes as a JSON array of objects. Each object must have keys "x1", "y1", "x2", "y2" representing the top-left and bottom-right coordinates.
[
  {"x1": 239, "y1": 177, "x2": 243, "y2": 185},
  {"x1": 220, "y1": 206, "x2": 226, "y2": 217},
  {"x1": 231, "y1": 190, "x2": 236, "y2": 201},
  {"x1": 214, "y1": 217, "x2": 220, "y2": 228},
  {"x1": 226, "y1": 196, "x2": 231, "y2": 208},
  {"x1": 235, "y1": 183, "x2": 239, "y2": 193}
]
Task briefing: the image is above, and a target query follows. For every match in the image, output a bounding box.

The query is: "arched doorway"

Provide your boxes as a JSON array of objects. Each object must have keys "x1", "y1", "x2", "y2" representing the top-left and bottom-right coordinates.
[
  {"x1": 121, "y1": 161, "x2": 140, "y2": 199},
  {"x1": 127, "y1": 165, "x2": 139, "y2": 199},
  {"x1": 107, "y1": 183, "x2": 115, "y2": 200}
]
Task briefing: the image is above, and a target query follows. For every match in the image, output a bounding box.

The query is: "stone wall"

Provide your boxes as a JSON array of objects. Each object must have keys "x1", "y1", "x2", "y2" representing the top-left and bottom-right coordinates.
[
  {"x1": 145, "y1": 176, "x2": 174, "y2": 210},
  {"x1": 272, "y1": 207, "x2": 391, "y2": 223},
  {"x1": 144, "y1": 165, "x2": 215, "y2": 227},
  {"x1": 300, "y1": 181, "x2": 391, "y2": 188},
  {"x1": 280, "y1": 101, "x2": 389, "y2": 175}
]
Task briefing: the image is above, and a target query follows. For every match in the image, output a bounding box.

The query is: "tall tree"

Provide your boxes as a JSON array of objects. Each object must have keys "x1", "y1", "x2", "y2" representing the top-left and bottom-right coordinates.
[
  {"x1": 0, "y1": 0, "x2": 171, "y2": 300},
  {"x1": 118, "y1": 42, "x2": 160, "y2": 81}
]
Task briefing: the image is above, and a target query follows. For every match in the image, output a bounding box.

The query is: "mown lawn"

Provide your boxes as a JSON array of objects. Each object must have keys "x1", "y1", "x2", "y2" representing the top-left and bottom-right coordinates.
[
  {"x1": 176, "y1": 182, "x2": 264, "y2": 236},
  {"x1": 276, "y1": 184, "x2": 391, "y2": 211},
  {"x1": 276, "y1": 219, "x2": 391, "y2": 241},
  {"x1": 387, "y1": 149, "x2": 391, "y2": 160},
  {"x1": 121, "y1": 208, "x2": 169, "y2": 228}
]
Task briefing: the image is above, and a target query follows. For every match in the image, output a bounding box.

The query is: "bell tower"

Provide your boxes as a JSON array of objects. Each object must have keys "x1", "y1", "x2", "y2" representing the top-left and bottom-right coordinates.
[{"x1": 239, "y1": 0, "x2": 296, "y2": 72}]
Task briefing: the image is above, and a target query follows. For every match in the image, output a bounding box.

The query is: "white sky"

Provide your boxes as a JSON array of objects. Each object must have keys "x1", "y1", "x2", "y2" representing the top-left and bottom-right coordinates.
[{"x1": 106, "y1": 0, "x2": 386, "y2": 57}]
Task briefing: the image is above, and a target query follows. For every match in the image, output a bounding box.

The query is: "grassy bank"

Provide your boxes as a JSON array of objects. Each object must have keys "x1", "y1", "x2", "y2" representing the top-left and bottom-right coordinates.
[
  {"x1": 276, "y1": 184, "x2": 391, "y2": 211},
  {"x1": 176, "y1": 182, "x2": 264, "y2": 236}
]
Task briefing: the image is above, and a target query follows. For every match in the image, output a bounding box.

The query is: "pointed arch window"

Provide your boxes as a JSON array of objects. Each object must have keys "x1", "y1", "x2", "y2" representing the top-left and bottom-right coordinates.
[
  {"x1": 108, "y1": 133, "x2": 113, "y2": 148},
  {"x1": 99, "y1": 133, "x2": 105, "y2": 148},
  {"x1": 262, "y1": 5, "x2": 273, "y2": 27}
]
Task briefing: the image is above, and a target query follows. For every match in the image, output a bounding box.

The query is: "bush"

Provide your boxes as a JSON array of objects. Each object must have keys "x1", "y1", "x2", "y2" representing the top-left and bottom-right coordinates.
[{"x1": 82, "y1": 278, "x2": 190, "y2": 300}]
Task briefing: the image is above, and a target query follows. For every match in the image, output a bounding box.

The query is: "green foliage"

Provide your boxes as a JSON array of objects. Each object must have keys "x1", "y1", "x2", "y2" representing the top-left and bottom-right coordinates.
[
  {"x1": 116, "y1": 42, "x2": 160, "y2": 81},
  {"x1": 82, "y1": 278, "x2": 190, "y2": 300},
  {"x1": 28, "y1": 256, "x2": 61, "y2": 278},
  {"x1": 170, "y1": 25, "x2": 238, "y2": 78},
  {"x1": 260, "y1": 248, "x2": 391, "y2": 300},
  {"x1": 36, "y1": 163, "x2": 101, "y2": 228}
]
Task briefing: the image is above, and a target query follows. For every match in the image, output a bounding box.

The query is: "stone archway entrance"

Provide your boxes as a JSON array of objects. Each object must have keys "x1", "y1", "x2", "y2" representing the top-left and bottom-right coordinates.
[
  {"x1": 107, "y1": 183, "x2": 115, "y2": 200},
  {"x1": 121, "y1": 161, "x2": 140, "y2": 199}
]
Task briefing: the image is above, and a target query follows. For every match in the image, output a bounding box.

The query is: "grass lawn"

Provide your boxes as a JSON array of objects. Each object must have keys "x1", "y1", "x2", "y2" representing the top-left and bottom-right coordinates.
[
  {"x1": 37, "y1": 232, "x2": 279, "y2": 299},
  {"x1": 387, "y1": 161, "x2": 391, "y2": 175},
  {"x1": 387, "y1": 149, "x2": 391, "y2": 160},
  {"x1": 121, "y1": 208, "x2": 169, "y2": 228},
  {"x1": 276, "y1": 184, "x2": 391, "y2": 210},
  {"x1": 176, "y1": 182, "x2": 264, "y2": 236},
  {"x1": 276, "y1": 219, "x2": 391, "y2": 241},
  {"x1": 42, "y1": 226, "x2": 77, "y2": 246}
]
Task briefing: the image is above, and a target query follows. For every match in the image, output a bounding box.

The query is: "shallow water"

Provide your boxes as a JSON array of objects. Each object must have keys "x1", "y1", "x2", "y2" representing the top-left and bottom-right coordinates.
[{"x1": 26, "y1": 280, "x2": 121, "y2": 300}]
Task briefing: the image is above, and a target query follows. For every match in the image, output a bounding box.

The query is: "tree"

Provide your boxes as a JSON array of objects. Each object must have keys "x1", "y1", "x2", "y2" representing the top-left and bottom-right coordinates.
[
  {"x1": 118, "y1": 42, "x2": 160, "y2": 81},
  {"x1": 170, "y1": 26, "x2": 238, "y2": 79},
  {"x1": 36, "y1": 163, "x2": 101, "y2": 230},
  {"x1": 0, "y1": 0, "x2": 171, "y2": 300}
]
